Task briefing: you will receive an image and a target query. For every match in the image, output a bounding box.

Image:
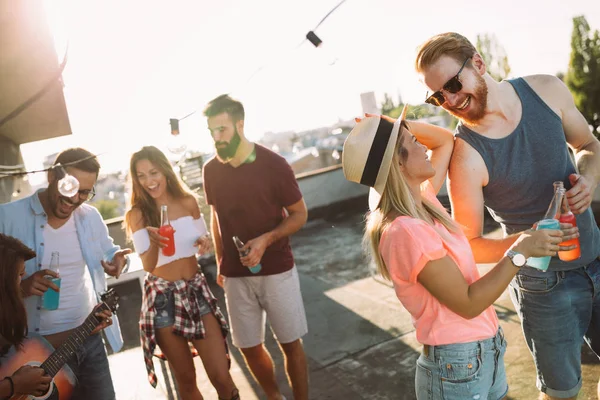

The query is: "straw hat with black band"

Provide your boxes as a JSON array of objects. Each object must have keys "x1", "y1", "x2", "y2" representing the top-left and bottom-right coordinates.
[{"x1": 342, "y1": 104, "x2": 408, "y2": 211}]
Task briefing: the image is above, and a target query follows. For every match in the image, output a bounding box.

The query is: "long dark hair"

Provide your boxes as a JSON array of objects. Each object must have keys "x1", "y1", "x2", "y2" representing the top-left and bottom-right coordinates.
[
  {"x1": 124, "y1": 146, "x2": 196, "y2": 236},
  {"x1": 0, "y1": 234, "x2": 35, "y2": 350}
]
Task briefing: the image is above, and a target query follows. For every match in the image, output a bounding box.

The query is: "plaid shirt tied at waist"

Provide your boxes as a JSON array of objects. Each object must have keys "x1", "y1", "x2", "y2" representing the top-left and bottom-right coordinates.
[{"x1": 140, "y1": 272, "x2": 229, "y2": 387}]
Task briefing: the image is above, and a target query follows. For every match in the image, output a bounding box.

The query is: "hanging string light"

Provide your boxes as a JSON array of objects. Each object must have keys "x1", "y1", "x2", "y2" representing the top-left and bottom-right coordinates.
[
  {"x1": 167, "y1": 118, "x2": 187, "y2": 155},
  {"x1": 52, "y1": 163, "x2": 80, "y2": 197},
  {"x1": 305, "y1": 30, "x2": 338, "y2": 66}
]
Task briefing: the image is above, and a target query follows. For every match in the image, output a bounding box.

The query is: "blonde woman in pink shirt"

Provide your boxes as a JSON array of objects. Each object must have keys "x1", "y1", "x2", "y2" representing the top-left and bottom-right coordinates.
[{"x1": 342, "y1": 106, "x2": 568, "y2": 400}]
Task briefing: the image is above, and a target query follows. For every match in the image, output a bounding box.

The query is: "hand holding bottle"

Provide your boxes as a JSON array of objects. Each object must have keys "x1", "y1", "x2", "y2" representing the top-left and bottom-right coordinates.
[
  {"x1": 553, "y1": 182, "x2": 582, "y2": 261},
  {"x1": 20, "y1": 269, "x2": 60, "y2": 297},
  {"x1": 512, "y1": 228, "x2": 564, "y2": 259},
  {"x1": 233, "y1": 236, "x2": 263, "y2": 273},
  {"x1": 146, "y1": 227, "x2": 169, "y2": 249}
]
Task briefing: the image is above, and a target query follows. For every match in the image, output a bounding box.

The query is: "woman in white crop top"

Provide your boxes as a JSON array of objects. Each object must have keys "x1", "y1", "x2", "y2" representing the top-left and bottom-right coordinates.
[{"x1": 124, "y1": 146, "x2": 239, "y2": 400}]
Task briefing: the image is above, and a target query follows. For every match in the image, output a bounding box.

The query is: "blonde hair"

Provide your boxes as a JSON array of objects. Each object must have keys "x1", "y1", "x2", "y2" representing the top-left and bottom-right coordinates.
[
  {"x1": 363, "y1": 129, "x2": 458, "y2": 281},
  {"x1": 415, "y1": 32, "x2": 477, "y2": 73},
  {"x1": 123, "y1": 146, "x2": 197, "y2": 238}
]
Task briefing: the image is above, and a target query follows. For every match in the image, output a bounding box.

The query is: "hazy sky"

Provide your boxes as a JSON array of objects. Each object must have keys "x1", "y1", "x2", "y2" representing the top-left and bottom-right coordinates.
[{"x1": 21, "y1": 0, "x2": 600, "y2": 181}]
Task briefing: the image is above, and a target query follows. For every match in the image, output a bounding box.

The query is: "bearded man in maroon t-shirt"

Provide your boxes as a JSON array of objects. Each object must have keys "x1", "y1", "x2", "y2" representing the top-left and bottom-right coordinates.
[{"x1": 202, "y1": 94, "x2": 309, "y2": 400}]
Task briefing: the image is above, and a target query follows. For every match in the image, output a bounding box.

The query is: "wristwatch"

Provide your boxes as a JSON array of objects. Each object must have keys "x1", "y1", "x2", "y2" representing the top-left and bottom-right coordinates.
[{"x1": 506, "y1": 249, "x2": 527, "y2": 268}]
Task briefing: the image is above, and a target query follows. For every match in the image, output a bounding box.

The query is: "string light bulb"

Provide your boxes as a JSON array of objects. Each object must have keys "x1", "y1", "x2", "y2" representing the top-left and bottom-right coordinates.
[
  {"x1": 53, "y1": 164, "x2": 80, "y2": 197},
  {"x1": 167, "y1": 118, "x2": 187, "y2": 155},
  {"x1": 305, "y1": 31, "x2": 338, "y2": 66}
]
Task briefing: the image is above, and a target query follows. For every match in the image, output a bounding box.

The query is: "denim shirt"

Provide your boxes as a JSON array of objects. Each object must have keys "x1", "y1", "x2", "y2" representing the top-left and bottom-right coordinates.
[{"x1": 0, "y1": 190, "x2": 128, "y2": 353}]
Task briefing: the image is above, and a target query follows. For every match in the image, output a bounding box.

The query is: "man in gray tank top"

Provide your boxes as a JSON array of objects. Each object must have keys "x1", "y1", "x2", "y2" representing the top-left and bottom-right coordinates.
[{"x1": 415, "y1": 32, "x2": 600, "y2": 400}]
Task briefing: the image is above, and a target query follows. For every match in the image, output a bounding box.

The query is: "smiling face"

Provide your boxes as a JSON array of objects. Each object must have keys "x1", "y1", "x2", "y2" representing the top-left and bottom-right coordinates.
[
  {"x1": 421, "y1": 55, "x2": 488, "y2": 125},
  {"x1": 398, "y1": 126, "x2": 436, "y2": 184},
  {"x1": 134, "y1": 159, "x2": 168, "y2": 199},
  {"x1": 46, "y1": 166, "x2": 97, "y2": 220}
]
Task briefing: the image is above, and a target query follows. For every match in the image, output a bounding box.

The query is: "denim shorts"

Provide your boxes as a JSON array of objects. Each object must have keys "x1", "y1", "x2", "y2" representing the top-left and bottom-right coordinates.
[
  {"x1": 415, "y1": 328, "x2": 508, "y2": 400},
  {"x1": 509, "y1": 258, "x2": 600, "y2": 398},
  {"x1": 154, "y1": 289, "x2": 212, "y2": 329}
]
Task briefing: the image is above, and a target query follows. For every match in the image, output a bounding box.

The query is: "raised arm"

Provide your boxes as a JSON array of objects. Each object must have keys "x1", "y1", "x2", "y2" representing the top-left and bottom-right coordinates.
[{"x1": 408, "y1": 120, "x2": 454, "y2": 194}]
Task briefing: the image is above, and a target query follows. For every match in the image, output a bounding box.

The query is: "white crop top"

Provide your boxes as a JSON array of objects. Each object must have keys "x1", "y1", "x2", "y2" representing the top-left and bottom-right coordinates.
[{"x1": 132, "y1": 216, "x2": 208, "y2": 268}]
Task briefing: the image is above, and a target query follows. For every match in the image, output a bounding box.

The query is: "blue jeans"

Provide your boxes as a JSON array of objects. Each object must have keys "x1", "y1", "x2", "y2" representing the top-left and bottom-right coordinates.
[
  {"x1": 415, "y1": 328, "x2": 508, "y2": 400},
  {"x1": 154, "y1": 289, "x2": 212, "y2": 329},
  {"x1": 509, "y1": 259, "x2": 600, "y2": 398},
  {"x1": 65, "y1": 333, "x2": 115, "y2": 400}
]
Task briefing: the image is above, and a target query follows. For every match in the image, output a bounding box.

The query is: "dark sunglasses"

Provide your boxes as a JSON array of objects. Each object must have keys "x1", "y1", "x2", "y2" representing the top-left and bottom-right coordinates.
[{"x1": 425, "y1": 57, "x2": 470, "y2": 107}]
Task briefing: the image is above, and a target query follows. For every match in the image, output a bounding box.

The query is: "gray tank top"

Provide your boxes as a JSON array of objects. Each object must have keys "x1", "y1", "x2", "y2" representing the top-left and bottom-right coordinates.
[{"x1": 456, "y1": 77, "x2": 600, "y2": 271}]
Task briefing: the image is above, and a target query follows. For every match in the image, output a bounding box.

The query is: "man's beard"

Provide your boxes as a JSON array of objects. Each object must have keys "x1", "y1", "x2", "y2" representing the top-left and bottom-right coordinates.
[
  {"x1": 47, "y1": 183, "x2": 82, "y2": 219},
  {"x1": 216, "y1": 129, "x2": 242, "y2": 162},
  {"x1": 448, "y1": 74, "x2": 488, "y2": 125}
]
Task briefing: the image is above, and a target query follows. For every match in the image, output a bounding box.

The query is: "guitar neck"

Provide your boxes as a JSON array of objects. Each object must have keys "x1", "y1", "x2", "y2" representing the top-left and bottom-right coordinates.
[{"x1": 40, "y1": 304, "x2": 108, "y2": 377}]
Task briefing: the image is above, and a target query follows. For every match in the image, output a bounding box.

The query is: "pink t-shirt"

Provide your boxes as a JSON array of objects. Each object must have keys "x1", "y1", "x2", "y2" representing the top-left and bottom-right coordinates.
[{"x1": 379, "y1": 181, "x2": 498, "y2": 346}]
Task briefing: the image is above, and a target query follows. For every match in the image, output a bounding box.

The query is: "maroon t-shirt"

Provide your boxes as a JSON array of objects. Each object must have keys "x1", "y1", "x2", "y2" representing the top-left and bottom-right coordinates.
[{"x1": 203, "y1": 144, "x2": 303, "y2": 277}]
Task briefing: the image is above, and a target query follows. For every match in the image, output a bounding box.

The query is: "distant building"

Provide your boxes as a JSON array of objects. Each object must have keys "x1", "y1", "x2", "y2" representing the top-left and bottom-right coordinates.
[
  {"x1": 178, "y1": 151, "x2": 206, "y2": 190},
  {"x1": 360, "y1": 92, "x2": 379, "y2": 115}
]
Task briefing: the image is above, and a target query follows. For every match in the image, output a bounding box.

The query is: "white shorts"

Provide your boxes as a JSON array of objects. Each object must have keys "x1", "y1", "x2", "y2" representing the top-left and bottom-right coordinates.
[{"x1": 223, "y1": 266, "x2": 308, "y2": 348}]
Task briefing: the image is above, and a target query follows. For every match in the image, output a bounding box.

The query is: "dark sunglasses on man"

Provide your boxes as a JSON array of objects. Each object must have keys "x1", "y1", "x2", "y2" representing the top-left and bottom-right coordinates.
[{"x1": 425, "y1": 57, "x2": 470, "y2": 107}]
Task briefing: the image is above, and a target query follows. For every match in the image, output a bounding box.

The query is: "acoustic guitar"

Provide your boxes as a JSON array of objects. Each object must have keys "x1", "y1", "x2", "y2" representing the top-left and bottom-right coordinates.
[{"x1": 0, "y1": 289, "x2": 119, "y2": 400}]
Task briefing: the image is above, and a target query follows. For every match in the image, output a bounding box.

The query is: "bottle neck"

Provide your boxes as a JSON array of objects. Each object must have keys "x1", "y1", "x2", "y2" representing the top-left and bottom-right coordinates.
[
  {"x1": 49, "y1": 253, "x2": 60, "y2": 273},
  {"x1": 160, "y1": 206, "x2": 170, "y2": 226},
  {"x1": 544, "y1": 188, "x2": 564, "y2": 220}
]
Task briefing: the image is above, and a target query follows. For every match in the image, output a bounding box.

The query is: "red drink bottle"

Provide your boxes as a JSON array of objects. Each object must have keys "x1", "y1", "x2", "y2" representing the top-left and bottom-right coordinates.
[
  {"x1": 159, "y1": 205, "x2": 176, "y2": 256},
  {"x1": 556, "y1": 184, "x2": 581, "y2": 261}
]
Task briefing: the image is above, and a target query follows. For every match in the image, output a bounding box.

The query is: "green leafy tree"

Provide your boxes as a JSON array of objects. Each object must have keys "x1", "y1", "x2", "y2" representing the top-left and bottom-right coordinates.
[
  {"x1": 378, "y1": 94, "x2": 458, "y2": 129},
  {"x1": 380, "y1": 93, "x2": 397, "y2": 116},
  {"x1": 565, "y1": 15, "x2": 600, "y2": 134},
  {"x1": 476, "y1": 33, "x2": 511, "y2": 81},
  {"x1": 93, "y1": 200, "x2": 120, "y2": 220}
]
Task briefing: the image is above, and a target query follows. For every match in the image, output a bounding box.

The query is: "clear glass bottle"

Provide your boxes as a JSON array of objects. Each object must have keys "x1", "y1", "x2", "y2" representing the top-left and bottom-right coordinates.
[
  {"x1": 232, "y1": 236, "x2": 262, "y2": 274},
  {"x1": 527, "y1": 182, "x2": 563, "y2": 270},
  {"x1": 42, "y1": 251, "x2": 61, "y2": 310},
  {"x1": 159, "y1": 205, "x2": 176, "y2": 256}
]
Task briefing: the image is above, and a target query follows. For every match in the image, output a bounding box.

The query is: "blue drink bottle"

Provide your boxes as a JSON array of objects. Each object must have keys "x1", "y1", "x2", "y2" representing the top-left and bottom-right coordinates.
[
  {"x1": 526, "y1": 219, "x2": 561, "y2": 271},
  {"x1": 42, "y1": 251, "x2": 61, "y2": 310},
  {"x1": 526, "y1": 182, "x2": 564, "y2": 271},
  {"x1": 233, "y1": 236, "x2": 262, "y2": 274}
]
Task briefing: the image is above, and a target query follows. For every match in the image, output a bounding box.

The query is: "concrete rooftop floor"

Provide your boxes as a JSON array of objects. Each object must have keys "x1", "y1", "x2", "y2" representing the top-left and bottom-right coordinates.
[{"x1": 108, "y1": 211, "x2": 600, "y2": 400}]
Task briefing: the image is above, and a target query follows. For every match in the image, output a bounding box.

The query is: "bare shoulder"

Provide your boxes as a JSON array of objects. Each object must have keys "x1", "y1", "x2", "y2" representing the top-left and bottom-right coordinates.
[
  {"x1": 448, "y1": 138, "x2": 489, "y2": 187},
  {"x1": 523, "y1": 74, "x2": 561, "y2": 87},
  {"x1": 182, "y1": 195, "x2": 201, "y2": 218},
  {"x1": 523, "y1": 74, "x2": 572, "y2": 111},
  {"x1": 451, "y1": 138, "x2": 486, "y2": 171},
  {"x1": 126, "y1": 207, "x2": 145, "y2": 231}
]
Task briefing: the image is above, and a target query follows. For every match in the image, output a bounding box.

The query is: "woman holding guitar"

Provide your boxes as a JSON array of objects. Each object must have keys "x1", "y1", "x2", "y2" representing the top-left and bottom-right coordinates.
[{"x1": 0, "y1": 233, "x2": 52, "y2": 399}]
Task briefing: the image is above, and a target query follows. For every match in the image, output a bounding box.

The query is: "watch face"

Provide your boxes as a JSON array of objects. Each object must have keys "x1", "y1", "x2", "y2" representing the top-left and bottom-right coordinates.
[{"x1": 513, "y1": 253, "x2": 527, "y2": 267}]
